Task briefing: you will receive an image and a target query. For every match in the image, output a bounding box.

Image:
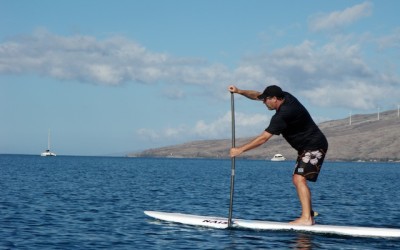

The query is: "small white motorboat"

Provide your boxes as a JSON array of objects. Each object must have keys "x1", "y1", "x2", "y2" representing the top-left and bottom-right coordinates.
[{"x1": 271, "y1": 154, "x2": 285, "y2": 161}]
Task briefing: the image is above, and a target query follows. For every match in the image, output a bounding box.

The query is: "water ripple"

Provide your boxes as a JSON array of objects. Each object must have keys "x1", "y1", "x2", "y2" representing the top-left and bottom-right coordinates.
[{"x1": 1, "y1": 155, "x2": 399, "y2": 249}]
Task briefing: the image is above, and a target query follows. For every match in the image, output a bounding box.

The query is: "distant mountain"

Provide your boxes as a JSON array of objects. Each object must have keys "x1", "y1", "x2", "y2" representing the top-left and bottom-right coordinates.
[{"x1": 128, "y1": 110, "x2": 400, "y2": 162}]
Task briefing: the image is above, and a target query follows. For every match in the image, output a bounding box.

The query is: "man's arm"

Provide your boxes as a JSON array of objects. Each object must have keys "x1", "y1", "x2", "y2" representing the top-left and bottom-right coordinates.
[
  {"x1": 230, "y1": 131, "x2": 273, "y2": 157},
  {"x1": 228, "y1": 85, "x2": 262, "y2": 101}
]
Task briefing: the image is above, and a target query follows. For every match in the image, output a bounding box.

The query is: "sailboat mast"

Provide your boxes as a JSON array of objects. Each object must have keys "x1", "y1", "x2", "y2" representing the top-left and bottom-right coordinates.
[{"x1": 48, "y1": 129, "x2": 51, "y2": 150}]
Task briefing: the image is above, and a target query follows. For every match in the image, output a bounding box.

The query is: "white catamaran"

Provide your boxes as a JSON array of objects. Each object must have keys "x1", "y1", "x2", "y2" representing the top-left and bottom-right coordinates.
[{"x1": 41, "y1": 129, "x2": 56, "y2": 156}]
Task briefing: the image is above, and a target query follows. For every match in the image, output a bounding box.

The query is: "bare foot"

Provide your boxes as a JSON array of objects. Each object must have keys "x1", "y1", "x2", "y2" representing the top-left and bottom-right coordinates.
[{"x1": 289, "y1": 217, "x2": 315, "y2": 226}]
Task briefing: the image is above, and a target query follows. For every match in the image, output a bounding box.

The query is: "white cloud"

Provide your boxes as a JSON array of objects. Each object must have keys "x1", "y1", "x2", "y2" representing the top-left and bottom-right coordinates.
[
  {"x1": 136, "y1": 128, "x2": 160, "y2": 140},
  {"x1": 193, "y1": 111, "x2": 269, "y2": 138},
  {"x1": 234, "y1": 40, "x2": 400, "y2": 110},
  {"x1": 0, "y1": 29, "x2": 228, "y2": 86},
  {"x1": 137, "y1": 111, "x2": 269, "y2": 143},
  {"x1": 308, "y1": 2, "x2": 372, "y2": 32},
  {"x1": 137, "y1": 125, "x2": 190, "y2": 141},
  {"x1": 87, "y1": 64, "x2": 122, "y2": 85},
  {"x1": 162, "y1": 88, "x2": 186, "y2": 100},
  {"x1": 301, "y1": 82, "x2": 385, "y2": 110},
  {"x1": 1, "y1": 26, "x2": 399, "y2": 112},
  {"x1": 378, "y1": 28, "x2": 400, "y2": 50}
]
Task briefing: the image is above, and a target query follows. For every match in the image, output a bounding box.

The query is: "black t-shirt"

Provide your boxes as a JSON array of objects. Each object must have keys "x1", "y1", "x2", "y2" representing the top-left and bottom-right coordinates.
[{"x1": 265, "y1": 92, "x2": 328, "y2": 152}]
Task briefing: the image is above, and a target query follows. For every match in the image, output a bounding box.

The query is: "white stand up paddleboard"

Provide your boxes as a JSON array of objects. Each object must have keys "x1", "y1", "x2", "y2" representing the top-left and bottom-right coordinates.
[{"x1": 145, "y1": 211, "x2": 400, "y2": 238}]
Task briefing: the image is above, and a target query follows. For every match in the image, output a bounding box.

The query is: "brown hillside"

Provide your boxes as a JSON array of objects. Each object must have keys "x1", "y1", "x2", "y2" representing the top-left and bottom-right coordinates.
[{"x1": 129, "y1": 110, "x2": 400, "y2": 161}]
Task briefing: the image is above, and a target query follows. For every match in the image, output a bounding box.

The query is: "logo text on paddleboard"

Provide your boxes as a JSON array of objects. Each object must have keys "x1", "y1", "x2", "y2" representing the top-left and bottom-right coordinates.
[{"x1": 202, "y1": 219, "x2": 228, "y2": 224}]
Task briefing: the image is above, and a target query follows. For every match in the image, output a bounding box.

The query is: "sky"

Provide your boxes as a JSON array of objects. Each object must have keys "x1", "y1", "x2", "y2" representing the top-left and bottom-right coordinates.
[{"x1": 1, "y1": 0, "x2": 399, "y2": 156}]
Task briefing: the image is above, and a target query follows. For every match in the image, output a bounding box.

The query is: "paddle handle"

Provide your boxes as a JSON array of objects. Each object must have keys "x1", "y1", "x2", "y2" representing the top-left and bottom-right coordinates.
[
  {"x1": 231, "y1": 93, "x2": 236, "y2": 149},
  {"x1": 228, "y1": 92, "x2": 236, "y2": 228}
]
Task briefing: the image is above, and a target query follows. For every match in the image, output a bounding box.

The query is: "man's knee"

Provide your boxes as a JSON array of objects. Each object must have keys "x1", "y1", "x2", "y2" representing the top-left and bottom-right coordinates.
[{"x1": 292, "y1": 174, "x2": 307, "y2": 186}]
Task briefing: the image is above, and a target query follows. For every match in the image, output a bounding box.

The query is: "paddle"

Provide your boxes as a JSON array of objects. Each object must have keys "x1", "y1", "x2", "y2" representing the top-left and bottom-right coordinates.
[{"x1": 228, "y1": 92, "x2": 236, "y2": 228}]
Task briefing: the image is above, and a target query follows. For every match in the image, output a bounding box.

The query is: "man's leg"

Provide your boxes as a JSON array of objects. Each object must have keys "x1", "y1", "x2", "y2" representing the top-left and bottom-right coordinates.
[{"x1": 290, "y1": 174, "x2": 315, "y2": 226}]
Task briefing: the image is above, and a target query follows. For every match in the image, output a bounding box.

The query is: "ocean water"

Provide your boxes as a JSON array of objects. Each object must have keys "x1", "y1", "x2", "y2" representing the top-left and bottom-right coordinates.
[{"x1": 1, "y1": 155, "x2": 400, "y2": 249}]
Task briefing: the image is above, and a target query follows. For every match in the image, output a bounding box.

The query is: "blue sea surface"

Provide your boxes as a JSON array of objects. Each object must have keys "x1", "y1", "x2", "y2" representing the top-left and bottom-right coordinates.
[{"x1": 1, "y1": 155, "x2": 400, "y2": 249}]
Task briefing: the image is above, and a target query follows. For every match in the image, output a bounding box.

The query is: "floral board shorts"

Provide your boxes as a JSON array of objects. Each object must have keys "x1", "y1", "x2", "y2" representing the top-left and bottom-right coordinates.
[{"x1": 293, "y1": 149, "x2": 327, "y2": 182}]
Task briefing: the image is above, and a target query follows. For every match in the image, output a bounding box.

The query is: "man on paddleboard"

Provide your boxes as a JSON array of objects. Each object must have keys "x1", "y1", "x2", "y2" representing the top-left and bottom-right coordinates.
[{"x1": 228, "y1": 85, "x2": 328, "y2": 226}]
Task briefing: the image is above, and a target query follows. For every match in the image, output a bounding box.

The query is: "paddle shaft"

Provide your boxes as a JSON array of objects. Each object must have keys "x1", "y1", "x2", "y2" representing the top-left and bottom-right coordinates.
[{"x1": 228, "y1": 92, "x2": 236, "y2": 228}]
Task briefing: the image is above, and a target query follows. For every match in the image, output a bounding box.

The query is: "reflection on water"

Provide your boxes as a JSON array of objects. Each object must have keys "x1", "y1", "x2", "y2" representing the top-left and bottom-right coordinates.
[{"x1": 294, "y1": 233, "x2": 313, "y2": 250}]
